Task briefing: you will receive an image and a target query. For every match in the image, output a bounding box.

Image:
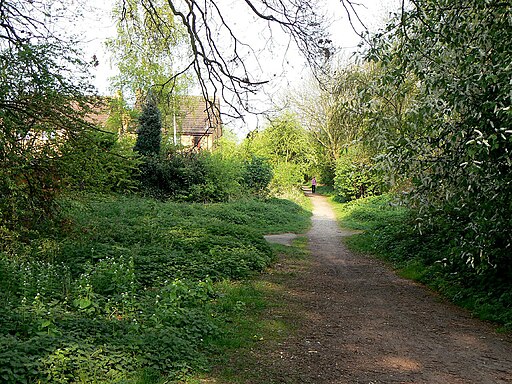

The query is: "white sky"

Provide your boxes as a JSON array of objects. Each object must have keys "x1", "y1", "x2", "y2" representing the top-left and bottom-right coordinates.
[{"x1": 76, "y1": 0, "x2": 402, "y2": 136}]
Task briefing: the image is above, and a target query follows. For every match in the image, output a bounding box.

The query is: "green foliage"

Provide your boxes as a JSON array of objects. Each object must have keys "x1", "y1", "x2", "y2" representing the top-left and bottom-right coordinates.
[
  {"x1": 60, "y1": 131, "x2": 140, "y2": 193},
  {"x1": 334, "y1": 195, "x2": 512, "y2": 330},
  {"x1": 106, "y1": 0, "x2": 190, "y2": 129},
  {"x1": 0, "y1": 194, "x2": 311, "y2": 383},
  {"x1": 104, "y1": 94, "x2": 139, "y2": 135},
  {"x1": 289, "y1": 67, "x2": 376, "y2": 186},
  {"x1": 241, "y1": 156, "x2": 273, "y2": 195},
  {"x1": 0, "y1": 40, "x2": 96, "y2": 241},
  {"x1": 137, "y1": 150, "x2": 200, "y2": 199},
  {"x1": 138, "y1": 149, "x2": 245, "y2": 202},
  {"x1": 245, "y1": 112, "x2": 315, "y2": 190},
  {"x1": 334, "y1": 146, "x2": 387, "y2": 202},
  {"x1": 199, "y1": 152, "x2": 245, "y2": 201},
  {"x1": 330, "y1": 194, "x2": 409, "y2": 231},
  {"x1": 314, "y1": 185, "x2": 335, "y2": 197},
  {"x1": 138, "y1": 144, "x2": 274, "y2": 202},
  {"x1": 269, "y1": 162, "x2": 303, "y2": 194},
  {"x1": 262, "y1": 113, "x2": 314, "y2": 169},
  {"x1": 363, "y1": 1, "x2": 512, "y2": 279},
  {"x1": 134, "y1": 99, "x2": 162, "y2": 157}
]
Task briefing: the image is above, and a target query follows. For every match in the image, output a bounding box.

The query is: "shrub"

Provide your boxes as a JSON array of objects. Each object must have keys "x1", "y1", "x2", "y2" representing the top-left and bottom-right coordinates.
[
  {"x1": 0, "y1": 40, "x2": 94, "y2": 240},
  {"x1": 241, "y1": 156, "x2": 273, "y2": 195},
  {"x1": 138, "y1": 149, "x2": 245, "y2": 202},
  {"x1": 334, "y1": 146, "x2": 387, "y2": 202},
  {"x1": 133, "y1": 97, "x2": 162, "y2": 157},
  {"x1": 269, "y1": 162, "x2": 303, "y2": 193},
  {"x1": 60, "y1": 131, "x2": 140, "y2": 193}
]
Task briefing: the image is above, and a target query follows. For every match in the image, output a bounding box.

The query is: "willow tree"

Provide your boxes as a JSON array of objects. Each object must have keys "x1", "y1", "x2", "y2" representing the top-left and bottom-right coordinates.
[{"x1": 106, "y1": 0, "x2": 191, "y2": 139}]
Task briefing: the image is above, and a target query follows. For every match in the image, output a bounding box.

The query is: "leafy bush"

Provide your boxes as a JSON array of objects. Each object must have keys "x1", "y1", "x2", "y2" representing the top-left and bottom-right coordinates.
[
  {"x1": 241, "y1": 112, "x2": 315, "y2": 191},
  {"x1": 155, "y1": 151, "x2": 274, "y2": 202},
  {"x1": 137, "y1": 149, "x2": 206, "y2": 199},
  {"x1": 60, "y1": 131, "x2": 140, "y2": 193},
  {"x1": 0, "y1": 40, "x2": 94, "y2": 236},
  {"x1": 139, "y1": 149, "x2": 271, "y2": 202},
  {"x1": 331, "y1": 194, "x2": 408, "y2": 230},
  {"x1": 241, "y1": 156, "x2": 273, "y2": 195},
  {"x1": 334, "y1": 146, "x2": 387, "y2": 202},
  {"x1": 365, "y1": 1, "x2": 512, "y2": 278},
  {"x1": 269, "y1": 162, "x2": 303, "y2": 193},
  {"x1": 186, "y1": 152, "x2": 244, "y2": 202}
]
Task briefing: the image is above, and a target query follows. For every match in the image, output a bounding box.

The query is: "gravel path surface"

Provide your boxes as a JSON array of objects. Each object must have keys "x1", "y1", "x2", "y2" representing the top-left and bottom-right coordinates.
[{"x1": 258, "y1": 192, "x2": 512, "y2": 383}]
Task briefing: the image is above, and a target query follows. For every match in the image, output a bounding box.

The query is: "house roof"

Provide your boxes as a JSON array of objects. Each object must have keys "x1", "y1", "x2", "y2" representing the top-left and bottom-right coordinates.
[
  {"x1": 84, "y1": 97, "x2": 112, "y2": 127},
  {"x1": 179, "y1": 96, "x2": 221, "y2": 136}
]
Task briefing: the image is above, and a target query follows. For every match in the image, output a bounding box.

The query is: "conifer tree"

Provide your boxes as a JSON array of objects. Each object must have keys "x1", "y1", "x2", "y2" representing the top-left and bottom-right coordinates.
[{"x1": 134, "y1": 94, "x2": 162, "y2": 156}]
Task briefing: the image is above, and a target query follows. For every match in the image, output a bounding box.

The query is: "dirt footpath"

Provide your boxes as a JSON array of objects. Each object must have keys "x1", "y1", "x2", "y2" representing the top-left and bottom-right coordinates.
[{"x1": 259, "y1": 193, "x2": 512, "y2": 383}]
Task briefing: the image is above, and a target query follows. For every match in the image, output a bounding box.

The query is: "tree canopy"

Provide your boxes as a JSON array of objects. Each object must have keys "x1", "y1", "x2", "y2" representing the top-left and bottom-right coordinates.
[{"x1": 363, "y1": 0, "x2": 512, "y2": 274}]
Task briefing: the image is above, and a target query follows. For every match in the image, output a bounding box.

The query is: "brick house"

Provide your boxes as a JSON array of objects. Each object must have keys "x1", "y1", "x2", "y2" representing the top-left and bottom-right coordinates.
[
  {"x1": 85, "y1": 95, "x2": 223, "y2": 151},
  {"x1": 175, "y1": 96, "x2": 222, "y2": 150}
]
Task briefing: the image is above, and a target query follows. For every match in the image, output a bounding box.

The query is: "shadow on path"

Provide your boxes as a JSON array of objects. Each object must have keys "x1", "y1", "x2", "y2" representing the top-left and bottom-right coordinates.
[{"x1": 259, "y1": 193, "x2": 512, "y2": 383}]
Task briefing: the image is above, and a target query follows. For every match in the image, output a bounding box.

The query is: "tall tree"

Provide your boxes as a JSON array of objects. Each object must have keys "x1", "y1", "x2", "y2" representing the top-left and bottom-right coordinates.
[
  {"x1": 0, "y1": 0, "x2": 98, "y2": 233},
  {"x1": 107, "y1": 0, "x2": 189, "y2": 100},
  {"x1": 134, "y1": 95, "x2": 162, "y2": 156},
  {"x1": 106, "y1": 0, "x2": 191, "y2": 138},
  {"x1": 288, "y1": 65, "x2": 375, "y2": 183},
  {"x1": 288, "y1": 76, "x2": 341, "y2": 170},
  {"x1": 366, "y1": 0, "x2": 512, "y2": 274}
]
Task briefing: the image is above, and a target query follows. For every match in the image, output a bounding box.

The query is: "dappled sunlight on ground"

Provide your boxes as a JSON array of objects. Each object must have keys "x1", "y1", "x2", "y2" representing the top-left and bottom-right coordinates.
[
  {"x1": 379, "y1": 356, "x2": 422, "y2": 372},
  {"x1": 240, "y1": 193, "x2": 512, "y2": 383},
  {"x1": 198, "y1": 193, "x2": 512, "y2": 384}
]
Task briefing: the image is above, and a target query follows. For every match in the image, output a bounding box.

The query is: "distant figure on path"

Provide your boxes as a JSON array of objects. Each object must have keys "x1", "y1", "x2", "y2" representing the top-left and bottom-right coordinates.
[{"x1": 311, "y1": 177, "x2": 317, "y2": 193}]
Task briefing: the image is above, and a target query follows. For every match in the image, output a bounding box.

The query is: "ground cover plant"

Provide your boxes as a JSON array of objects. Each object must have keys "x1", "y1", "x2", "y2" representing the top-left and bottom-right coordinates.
[
  {"x1": 331, "y1": 194, "x2": 512, "y2": 331},
  {"x1": 0, "y1": 193, "x2": 311, "y2": 383},
  {"x1": 193, "y1": 237, "x2": 311, "y2": 384}
]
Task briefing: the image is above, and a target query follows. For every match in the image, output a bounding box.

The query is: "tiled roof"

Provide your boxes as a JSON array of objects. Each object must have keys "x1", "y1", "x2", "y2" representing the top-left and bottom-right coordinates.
[
  {"x1": 84, "y1": 97, "x2": 112, "y2": 127},
  {"x1": 178, "y1": 96, "x2": 221, "y2": 135}
]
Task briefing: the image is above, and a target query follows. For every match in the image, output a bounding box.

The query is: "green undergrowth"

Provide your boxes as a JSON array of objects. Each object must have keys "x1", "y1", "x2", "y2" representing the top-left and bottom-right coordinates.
[
  {"x1": 0, "y1": 193, "x2": 311, "y2": 383},
  {"x1": 194, "y1": 236, "x2": 311, "y2": 384},
  {"x1": 313, "y1": 185, "x2": 335, "y2": 196},
  {"x1": 331, "y1": 194, "x2": 512, "y2": 332}
]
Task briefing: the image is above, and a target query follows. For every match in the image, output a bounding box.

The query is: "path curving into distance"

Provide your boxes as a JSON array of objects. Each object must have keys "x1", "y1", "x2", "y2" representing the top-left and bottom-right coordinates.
[{"x1": 261, "y1": 192, "x2": 512, "y2": 384}]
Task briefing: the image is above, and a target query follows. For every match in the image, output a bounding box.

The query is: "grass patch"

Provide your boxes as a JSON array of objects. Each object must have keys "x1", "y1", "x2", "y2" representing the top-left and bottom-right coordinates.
[
  {"x1": 194, "y1": 236, "x2": 311, "y2": 384},
  {"x1": 0, "y1": 193, "x2": 311, "y2": 384},
  {"x1": 331, "y1": 194, "x2": 512, "y2": 332},
  {"x1": 329, "y1": 194, "x2": 409, "y2": 231}
]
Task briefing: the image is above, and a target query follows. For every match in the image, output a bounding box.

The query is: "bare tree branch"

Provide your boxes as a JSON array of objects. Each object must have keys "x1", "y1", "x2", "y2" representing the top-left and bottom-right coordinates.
[{"x1": 115, "y1": 0, "x2": 354, "y2": 124}]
